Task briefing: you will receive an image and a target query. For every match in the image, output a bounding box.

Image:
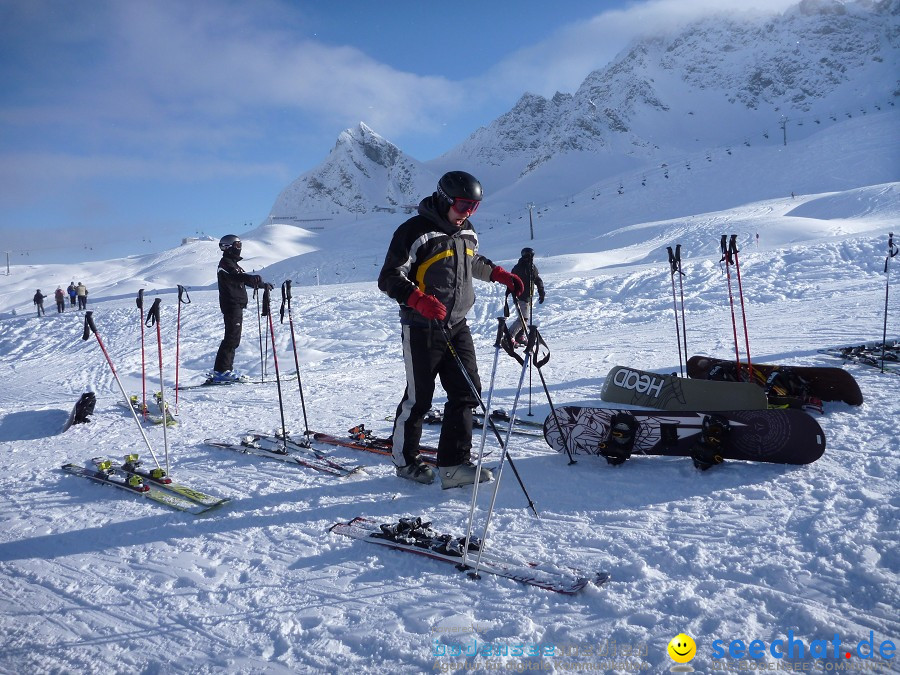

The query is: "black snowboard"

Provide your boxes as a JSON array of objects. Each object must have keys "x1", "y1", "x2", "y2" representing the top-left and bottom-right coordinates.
[
  {"x1": 687, "y1": 355, "x2": 863, "y2": 406},
  {"x1": 543, "y1": 406, "x2": 826, "y2": 465}
]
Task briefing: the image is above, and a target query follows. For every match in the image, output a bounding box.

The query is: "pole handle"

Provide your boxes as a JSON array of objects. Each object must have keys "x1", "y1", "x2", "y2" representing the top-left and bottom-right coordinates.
[
  {"x1": 145, "y1": 297, "x2": 161, "y2": 327},
  {"x1": 82, "y1": 311, "x2": 97, "y2": 341}
]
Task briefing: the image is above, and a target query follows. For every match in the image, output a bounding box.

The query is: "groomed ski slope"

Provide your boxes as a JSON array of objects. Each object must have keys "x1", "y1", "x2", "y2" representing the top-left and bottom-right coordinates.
[{"x1": 0, "y1": 186, "x2": 898, "y2": 673}]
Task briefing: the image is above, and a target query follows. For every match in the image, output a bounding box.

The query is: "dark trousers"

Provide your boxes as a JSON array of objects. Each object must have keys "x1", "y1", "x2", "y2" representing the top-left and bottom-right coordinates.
[
  {"x1": 35, "y1": 303, "x2": 45, "y2": 316},
  {"x1": 56, "y1": 301, "x2": 65, "y2": 313},
  {"x1": 214, "y1": 307, "x2": 244, "y2": 372},
  {"x1": 78, "y1": 296, "x2": 86, "y2": 310},
  {"x1": 391, "y1": 320, "x2": 480, "y2": 468},
  {"x1": 69, "y1": 295, "x2": 76, "y2": 307}
]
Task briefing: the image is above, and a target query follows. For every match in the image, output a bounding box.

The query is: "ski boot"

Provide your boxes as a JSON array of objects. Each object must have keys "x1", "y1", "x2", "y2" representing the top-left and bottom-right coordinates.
[
  {"x1": 598, "y1": 412, "x2": 640, "y2": 465},
  {"x1": 690, "y1": 414, "x2": 730, "y2": 470}
]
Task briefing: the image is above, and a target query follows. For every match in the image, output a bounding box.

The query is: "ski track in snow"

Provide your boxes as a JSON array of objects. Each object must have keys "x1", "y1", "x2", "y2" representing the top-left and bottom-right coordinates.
[{"x1": 0, "y1": 194, "x2": 898, "y2": 673}]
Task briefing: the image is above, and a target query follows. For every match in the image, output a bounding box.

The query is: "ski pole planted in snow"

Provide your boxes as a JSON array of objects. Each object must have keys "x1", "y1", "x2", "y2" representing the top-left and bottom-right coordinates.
[
  {"x1": 136, "y1": 289, "x2": 147, "y2": 418},
  {"x1": 81, "y1": 311, "x2": 163, "y2": 470},
  {"x1": 281, "y1": 280, "x2": 312, "y2": 446},
  {"x1": 145, "y1": 298, "x2": 170, "y2": 476},
  {"x1": 883, "y1": 232, "x2": 898, "y2": 373},
  {"x1": 464, "y1": 322, "x2": 545, "y2": 581},
  {"x1": 720, "y1": 235, "x2": 744, "y2": 380},
  {"x1": 729, "y1": 234, "x2": 753, "y2": 377},
  {"x1": 434, "y1": 320, "x2": 538, "y2": 518},
  {"x1": 174, "y1": 284, "x2": 190, "y2": 413},
  {"x1": 667, "y1": 245, "x2": 686, "y2": 377},
  {"x1": 262, "y1": 284, "x2": 289, "y2": 450}
]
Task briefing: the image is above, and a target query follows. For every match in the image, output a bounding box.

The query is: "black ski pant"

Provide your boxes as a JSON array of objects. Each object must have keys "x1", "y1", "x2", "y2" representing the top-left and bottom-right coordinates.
[
  {"x1": 214, "y1": 306, "x2": 244, "y2": 373},
  {"x1": 391, "y1": 319, "x2": 480, "y2": 468},
  {"x1": 56, "y1": 301, "x2": 65, "y2": 313}
]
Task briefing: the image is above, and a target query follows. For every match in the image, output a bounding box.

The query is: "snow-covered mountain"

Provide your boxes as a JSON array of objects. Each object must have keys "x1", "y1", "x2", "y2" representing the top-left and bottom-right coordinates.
[
  {"x1": 269, "y1": 123, "x2": 437, "y2": 218},
  {"x1": 271, "y1": 0, "x2": 899, "y2": 221}
]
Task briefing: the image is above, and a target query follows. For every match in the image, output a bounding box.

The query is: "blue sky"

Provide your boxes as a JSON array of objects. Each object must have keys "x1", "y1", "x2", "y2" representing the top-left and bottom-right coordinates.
[{"x1": 0, "y1": 0, "x2": 796, "y2": 264}]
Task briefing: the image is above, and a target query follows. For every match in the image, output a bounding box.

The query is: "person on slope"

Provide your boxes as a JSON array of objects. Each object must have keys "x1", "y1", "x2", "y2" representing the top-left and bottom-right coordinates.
[
  {"x1": 67, "y1": 282, "x2": 77, "y2": 308},
  {"x1": 33, "y1": 289, "x2": 47, "y2": 317},
  {"x1": 54, "y1": 287, "x2": 66, "y2": 313},
  {"x1": 75, "y1": 282, "x2": 88, "y2": 310},
  {"x1": 212, "y1": 235, "x2": 265, "y2": 383},
  {"x1": 506, "y1": 247, "x2": 545, "y2": 347},
  {"x1": 378, "y1": 171, "x2": 524, "y2": 489}
]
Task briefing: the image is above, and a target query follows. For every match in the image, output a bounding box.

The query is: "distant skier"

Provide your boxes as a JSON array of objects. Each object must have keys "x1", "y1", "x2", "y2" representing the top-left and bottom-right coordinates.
[
  {"x1": 67, "y1": 282, "x2": 77, "y2": 308},
  {"x1": 212, "y1": 235, "x2": 265, "y2": 383},
  {"x1": 378, "y1": 170, "x2": 523, "y2": 489},
  {"x1": 76, "y1": 282, "x2": 88, "y2": 310},
  {"x1": 506, "y1": 247, "x2": 545, "y2": 347},
  {"x1": 33, "y1": 289, "x2": 46, "y2": 317},
  {"x1": 54, "y1": 287, "x2": 66, "y2": 313}
]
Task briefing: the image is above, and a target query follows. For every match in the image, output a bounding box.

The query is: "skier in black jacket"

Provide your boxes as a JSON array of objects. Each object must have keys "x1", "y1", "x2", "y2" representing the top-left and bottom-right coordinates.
[
  {"x1": 378, "y1": 171, "x2": 524, "y2": 489},
  {"x1": 507, "y1": 247, "x2": 545, "y2": 346},
  {"x1": 212, "y1": 235, "x2": 264, "y2": 383}
]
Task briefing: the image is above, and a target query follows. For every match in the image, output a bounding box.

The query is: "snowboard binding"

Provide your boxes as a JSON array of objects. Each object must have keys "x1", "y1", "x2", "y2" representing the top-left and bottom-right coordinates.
[
  {"x1": 690, "y1": 414, "x2": 731, "y2": 470},
  {"x1": 598, "y1": 412, "x2": 640, "y2": 465}
]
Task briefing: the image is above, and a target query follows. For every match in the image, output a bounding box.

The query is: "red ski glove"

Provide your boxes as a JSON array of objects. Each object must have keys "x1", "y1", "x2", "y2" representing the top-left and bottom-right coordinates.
[
  {"x1": 407, "y1": 288, "x2": 447, "y2": 321},
  {"x1": 490, "y1": 266, "x2": 525, "y2": 298}
]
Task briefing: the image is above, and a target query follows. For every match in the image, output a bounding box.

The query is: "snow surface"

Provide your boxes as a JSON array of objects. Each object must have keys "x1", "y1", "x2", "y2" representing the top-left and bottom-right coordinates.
[{"x1": 1, "y1": 109, "x2": 899, "y2": 675}]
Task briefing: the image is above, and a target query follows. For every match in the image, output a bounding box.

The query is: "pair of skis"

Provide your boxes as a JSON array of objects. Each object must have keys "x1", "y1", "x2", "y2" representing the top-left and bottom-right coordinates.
[
  {"x1": 64, "y1": 312, "x2": 223, "y2": 514},
  {"x1": 330, "y1": 516, "x2": 610, "y2": 595},
  {"x1": 62, "y1": 455, "x2": 228, "y2": 515},
  {"x1": 205, "y1": 432, "x2": 364, "y2": 478}
]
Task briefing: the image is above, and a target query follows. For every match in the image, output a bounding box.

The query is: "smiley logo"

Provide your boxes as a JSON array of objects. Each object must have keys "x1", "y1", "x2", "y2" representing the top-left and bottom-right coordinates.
[{"x1": 667, "y1": 633, "x2": 696, "y2": 663}]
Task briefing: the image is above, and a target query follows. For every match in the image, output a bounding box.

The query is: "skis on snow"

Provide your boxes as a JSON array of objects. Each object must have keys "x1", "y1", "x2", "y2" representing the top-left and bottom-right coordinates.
[
  {"x1": 330, "y1": 516, "x2": 610, "y2": 595},
  {"x1": 205, "y1": 433, "x2": 364, "y2": 477},
  {"x1": 61, "y1": 457, "x2": 228, "y2": 515}
]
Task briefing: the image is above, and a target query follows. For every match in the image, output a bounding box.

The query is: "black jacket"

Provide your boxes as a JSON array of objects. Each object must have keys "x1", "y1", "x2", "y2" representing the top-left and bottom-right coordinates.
[
  {"x1": 217, "y1": 254, "x2": 258, "y2": 311},
  {"x1": 378, "y1": 194, "x2": 495, "y2": 327},
  {"x1": 511, "y1": 257, "x2": 544, "y2": 303}
]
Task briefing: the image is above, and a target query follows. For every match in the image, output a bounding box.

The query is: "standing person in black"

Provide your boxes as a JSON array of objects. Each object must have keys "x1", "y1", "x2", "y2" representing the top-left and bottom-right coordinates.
[
  {"x1": 378, "y1": 171, "x2": 524, "y2": 489},
  {"x1": 212, "y1": 235, "x2": 264, "y2": 383},
  {"x1": 33, "y1": 290, "x2": 46, "y2": 317},
  {"x1": 507, "y1": 247, "x2": 545, "y2": 346}
]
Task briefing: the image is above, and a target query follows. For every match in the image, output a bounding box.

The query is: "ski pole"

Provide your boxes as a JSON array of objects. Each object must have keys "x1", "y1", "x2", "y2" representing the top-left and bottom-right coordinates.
[
  {"x1": 145, "y1": 298, "x2": 170, "y2": 476},
  {"x1": 435, "y1": 320, "x2": 538, "y2": 517},
  {"x1": 883, "y1": 232, "x2": 898, "y2": 373},
  {"x1": 675, "y1": 244, "x2": 689, "y2": 368},
  {"x1": 281, "y1": 280, "x2": 312, "y2": 445},
  {"x1": 466, "y1": 324, "x2": 542, "y2": 581},
  {"x1": 460, "y1": 317, "x2": 508, "y2": 569},
  {"x1": 720, "y1": 235, "x2": 743, "y2": 380},
  {"x1": 254, "y1": 284, "x2": 265, "y2": 380},
  {"x1": 136, "y1": 289, "x2": 147, "y2": 418},
  {"x1": 729, "y1": 235, "x2": 753, "y2": 376},
  {"x1": 261, "y1": 284, "x2": 289, "y2": 450},
  {"x1": 507, "y1": 299, "x2": 577, "y2": 465},
  {"x1": 81, "y1": 311, "x2": 162, "y2": 469},
  {"x1": 667, "y1": 246, "x2": 685, "y2": 376},
  {"x1": 174, "y1": 284, "x2": 191, "y2": 414}
]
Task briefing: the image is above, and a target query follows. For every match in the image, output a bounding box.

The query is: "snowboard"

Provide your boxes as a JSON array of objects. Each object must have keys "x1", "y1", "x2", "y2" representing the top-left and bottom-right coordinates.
[
  {"x1": 687, "y1": 355, "x2": 863, "y2": 406},
  {"x1": 600, "y1": 365, "x2": 768, "y2": 411},
  {"x1": 543, "y1": 406, "x2": 826, "y2": 465}
]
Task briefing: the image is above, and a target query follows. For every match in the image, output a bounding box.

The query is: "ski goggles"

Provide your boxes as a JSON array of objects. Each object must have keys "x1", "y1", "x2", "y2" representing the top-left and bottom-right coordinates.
[{"x1": 450, "y1": 198, "x2": 480, "y2": 215}]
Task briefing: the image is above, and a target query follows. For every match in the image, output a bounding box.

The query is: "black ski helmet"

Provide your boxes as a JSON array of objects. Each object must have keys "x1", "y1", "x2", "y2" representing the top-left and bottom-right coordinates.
[
  {"x1": 436, "y1": 171, "x2": 483, "y2": 211},
  {"x1": 521, "y1": 247, "x2": 534, "y2": 258},
  {"x1": 219, "y1": 234, "x2": 242, "y2": 253}
]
